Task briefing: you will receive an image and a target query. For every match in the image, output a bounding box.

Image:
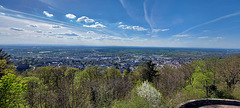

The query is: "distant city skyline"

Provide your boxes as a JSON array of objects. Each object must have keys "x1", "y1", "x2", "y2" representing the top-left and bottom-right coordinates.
[{"x1": 0, "y1": 0, "x2": 240, "y2": 48}]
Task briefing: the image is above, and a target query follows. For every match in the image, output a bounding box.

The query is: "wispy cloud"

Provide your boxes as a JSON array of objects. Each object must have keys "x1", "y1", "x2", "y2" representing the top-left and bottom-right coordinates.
[
  {"x1": 83, "y1": 22, "x2": 105, "y2": 28},
  {"x1": 77, "y1": 16, "x2": 95, "y2": 23},
  {"x1": 58, "y1": 33, "x2": 78, "y2": 36},
  {"x1": 77, "y1": 16, "x2": 88, "y2": 22},
  {"x1": 52, "y1": 25, "x2": 61, "y2": 28},
  {"x1": 85, "y1": 19, "x2": 95, "y2": 23},
  {"x1": 1, "y1": 6, "x2": 145, "y2": 46},
  {"x1": 160, "y1": 29, "x2": 169, "y2": 32},
  {"x1": 202, "y1": 30, "x2": 210, "y2": 32},
  {"x1": 29, "y1": 25, "x2": 37, "y2": 27},
  {"x1": 132, "y1": 26, "x2": 147, "y2": 31},
  {"x1": 152, "y1": 29, "x2": 169, "y2": 33},
  {"x1": 210, "y1": 37, "x2": 224, "y2": 41},
  {"x1": 43, "y1": 11, "x2": 53, "y2": 17},
  {"x1": 173, "y1": 34, "x2": 190, "y2": 37},
  {"x1": 119, "y1": 0, "x2": 126, "y2": 8},
  {"x1": 143, "y1": 0, "x2": 152, "y2": 29},
  {"x1": 10, "y1": 27, "x2": 24, "y2": 31},
  {"x1": 181, "y1": 12, "x2": 240, "y2": 34},
  {"x1": 1, "y1": 5, "x2": 71, "y2": 28},
  {"x1": 1, "y1": 12, "x2": 5, "y2": 15},
  {"x1": 118, "y1": 25, "x2": 147, "y2": 31},
  {"x1": 65, "y1": 13, "x2": 76, "y2": 19},
  {"x1": 198, "y1": 36, "x2": 208, "y2": 39},
  {"x1": 57, "y1": 36, "x2": 64, "y2": 38},
  {"x1": 35, "y1": 30, "x2": 42, "y2": 33},
  {"x1": 87, "y1": 31, "x2": 95, "y2": 34},
  {"x1": 152, "y1": 29, "x2": 160, "y2": 33}
]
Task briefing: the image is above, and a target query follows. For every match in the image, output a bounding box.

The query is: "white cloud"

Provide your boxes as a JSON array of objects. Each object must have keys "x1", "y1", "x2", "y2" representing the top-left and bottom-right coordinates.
[
  {"x1": 65, "y1": 13, "x2": 76, "y2": 19},
  {"x1": 152, "y1": 29, "x2": 169, "y2": 33},
  {"x1": 1, "y1": 6, "x2": 159, "y2": 46},
  {"x1": 1, "y1": 12, "x2": 5, "y2": 15},
  {"x1": 93, "y1": 34, "x2": 124, "y2": 41},
  {"x1": 132, "y1": 26, "x2": 147, "y2": 31},
  {"x1": 76, "y1": 16, "x2": 95, "y2": 23},
  {"x1": 118, "y1": 25, "x2": 126, "y2": 29},
  {"x1": 84, "y1": 19, "x2": 95, "y2": 23},
  {"x1": 118, "y1": 25, "x2": 147, "y2": 31},
  {"x1": 152, "y1": 29, "x2": 160, "y2": 32},
  {"x1": 160, "y1": 29, "x2": 169, "y2": 32},
  {"x1": 77, "y1": 16, "x2": 88, "y2": 22},
  {"x1": 83, "y1": 22, "x2": 105, "y2": 28},
  {"x1": 198, "y1": 36, "x2": 208, "y2": 39},
  {"x1": 119, "y1": 22, "x2": 123, "y2": 24},
  {"x1": 43, "y1": 11, "x2": 53, "y2": 17},
  {"x1": 5, "y1": 6, "x2": 233, "y2": 48},
  {"x1": 173, "y1": 34, "x2": 190, "y2": 37}
]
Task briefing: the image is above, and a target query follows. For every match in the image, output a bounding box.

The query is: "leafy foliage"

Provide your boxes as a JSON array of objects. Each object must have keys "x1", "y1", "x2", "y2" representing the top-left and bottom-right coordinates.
[
  {"x1": 112, "y1": 95, "x2": 150, "y2": 108},
  {"x1": 0, "y1": 60, "x2": 16, "y2": 79},
  {"x1": 2, "y1": 54, "x2": 240, "y2": 107},
  {"x1": 0, "y1": 49, "x2": 12, "y2": 64},
  {"x1": 136, "y1": 81, "x2": 163, "y2": 108},
  {"x1": 183, "y1": 60, "x2": 215, "y2": 100},
  {"x1": 0, "y1": 73, "x2": 26, "y2": 107},
  {"x1": 141, "y1": 60, "x2": 158, "y2": 82},
  {"x1": 23, "y1": 76, "x2": 42, "y2": 107}
]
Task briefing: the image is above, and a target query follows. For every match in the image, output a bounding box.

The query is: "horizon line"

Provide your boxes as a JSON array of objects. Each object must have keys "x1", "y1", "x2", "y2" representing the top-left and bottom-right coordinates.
[{"x1": 0, "y1": 44, "x2": 240, "y2": 50}]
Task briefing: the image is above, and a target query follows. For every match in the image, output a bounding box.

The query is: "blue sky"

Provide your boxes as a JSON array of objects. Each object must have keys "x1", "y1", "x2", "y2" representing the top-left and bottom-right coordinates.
[{"x1": 0, "y1": 0, "x2": 240, "y2": 48}]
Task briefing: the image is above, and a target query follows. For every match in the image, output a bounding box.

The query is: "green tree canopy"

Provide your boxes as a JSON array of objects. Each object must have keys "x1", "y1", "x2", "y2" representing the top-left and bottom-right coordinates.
[
  {"x1": 0, "y1": 49, "x2": 12, "y2": 64},
  {"x1": 0, "y1": 72, "x2": 26, "y2": 107}
]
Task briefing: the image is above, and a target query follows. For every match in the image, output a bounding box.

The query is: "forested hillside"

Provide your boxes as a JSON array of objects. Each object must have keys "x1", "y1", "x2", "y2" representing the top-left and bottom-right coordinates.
[{"x1": 1, "y1": 55, "x2": 240, "y2": 107}]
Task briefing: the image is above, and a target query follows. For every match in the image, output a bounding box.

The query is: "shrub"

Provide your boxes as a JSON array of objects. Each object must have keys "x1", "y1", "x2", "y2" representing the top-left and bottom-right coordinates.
[{"x1": 136, "y1": 80, "x2": 164, "y2": 108}]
